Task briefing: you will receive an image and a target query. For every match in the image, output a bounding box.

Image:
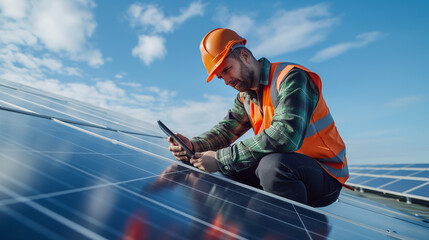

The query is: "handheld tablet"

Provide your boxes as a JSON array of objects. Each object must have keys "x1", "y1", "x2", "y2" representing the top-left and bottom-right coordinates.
[{"x1": 157, "y1": 120, "x2": 195, "y2": 157}]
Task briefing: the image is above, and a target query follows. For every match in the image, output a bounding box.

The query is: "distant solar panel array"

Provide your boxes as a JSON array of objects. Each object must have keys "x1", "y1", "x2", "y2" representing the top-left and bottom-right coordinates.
[
  {"x1": 348, "y1": 164, "x2": 429, "y2": 203},
  {"x1": 1, "y1": 78, "x2": 429, "y2": 239}
]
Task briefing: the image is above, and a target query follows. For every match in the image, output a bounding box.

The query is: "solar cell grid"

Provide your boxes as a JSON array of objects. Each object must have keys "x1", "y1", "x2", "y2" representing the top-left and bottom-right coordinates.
[
  {"x1": 390, "y1": 164, "x2": 415, "y2": 168},
  {"x1": 408, "y1": 183, "x2": 429, "y2": 198},
  {"x1": 1, "y1": 79, "x2": 429, "y2": 239},
  {"x1": 413, "y1": 171, "x2": 429, "y2": 179},
  {"x1": 381, "y1": 179, "x2": 426, "y2": 193},
  {"x1": 348, "y1": 169, "x2": 374, "y2": 174},
  {"x1": 76, "y1": 125, "x2": 171, "y2": 158},
  {"x1": 348, "y1": 162, "x2": 429, "y2": 203},
  {"x1": 368, "y1": 169, "x2": 395, "y2": 175},
  {"x1": 359, "y1": 177, "x2": 396, "y2": 188},
  {"x1": 386, "y1": 170, "x2": 423, "y2": 177},
  {"x1": 409, "y1": 163, "x2": 429, "y2": 168},
  {"x1": 346, "y1": 176, "x2": 374, "y2": 185}
]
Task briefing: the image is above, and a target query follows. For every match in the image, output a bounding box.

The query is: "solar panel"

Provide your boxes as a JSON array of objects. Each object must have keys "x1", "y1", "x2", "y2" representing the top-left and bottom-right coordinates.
[
  {"x1": 347, "y1": 176, "x2": 375, "y2": 185},
  {"x1": 358, "y1": 177, "x2": 396, "y2": 188},
  {"x1": 349, "y1": 164, "x2": 429, "y2": 203},
  {"x1": 1, "y1": 78, "x2": 429, "y2": 239},
  {"x1": 408, "y1": 184, "x2": 429, "y2": 198},
  {"x1": 414, "y1": 171, "x2": 429, "y2": 178}
]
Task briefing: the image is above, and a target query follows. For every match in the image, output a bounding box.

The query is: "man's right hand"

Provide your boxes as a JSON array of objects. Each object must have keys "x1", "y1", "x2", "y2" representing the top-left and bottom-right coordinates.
[{"x1": 168, "y1": 133, "x2": 193, "y2": 162}]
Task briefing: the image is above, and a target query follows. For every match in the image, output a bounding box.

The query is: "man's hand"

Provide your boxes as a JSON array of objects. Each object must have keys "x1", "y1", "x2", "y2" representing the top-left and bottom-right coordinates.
[
  {"x1": 168, "y1": 133, "x2": 193, "y2": 162},
  {"x1": 190, "y1": 151, "x2": 220, "y2": 173}
]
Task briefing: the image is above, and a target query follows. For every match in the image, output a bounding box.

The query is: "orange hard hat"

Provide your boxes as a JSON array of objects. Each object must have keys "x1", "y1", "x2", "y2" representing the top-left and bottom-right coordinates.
[{"x1": 200, "y1": 28, "x2": 246, "y2": 82}]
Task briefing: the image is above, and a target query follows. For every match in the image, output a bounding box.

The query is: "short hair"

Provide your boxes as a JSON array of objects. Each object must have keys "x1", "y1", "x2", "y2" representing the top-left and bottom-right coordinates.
[{"x1": 228, "y1": 47, "x2": 256, "y2": 62}]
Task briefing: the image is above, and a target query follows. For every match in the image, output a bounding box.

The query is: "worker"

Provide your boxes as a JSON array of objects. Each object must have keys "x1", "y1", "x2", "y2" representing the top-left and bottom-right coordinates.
[{"x1": 168, "y1": 28, "x2": 349, "y2": 207}]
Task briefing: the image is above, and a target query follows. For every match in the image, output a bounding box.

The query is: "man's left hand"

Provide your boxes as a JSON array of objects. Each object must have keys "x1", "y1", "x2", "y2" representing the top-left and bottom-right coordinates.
[{"x1": 190, "y1": 151, "x2": 220, "y2": 173}]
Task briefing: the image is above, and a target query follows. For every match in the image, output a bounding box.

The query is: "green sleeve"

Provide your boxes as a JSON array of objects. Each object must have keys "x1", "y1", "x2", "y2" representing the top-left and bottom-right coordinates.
[{"x1": 190, "y1": 93, "x2": 252, "y2": 153}]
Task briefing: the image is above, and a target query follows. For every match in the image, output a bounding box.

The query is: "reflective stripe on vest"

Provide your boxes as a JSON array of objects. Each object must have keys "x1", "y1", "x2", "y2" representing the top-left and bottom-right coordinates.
[
  {"x1": 240, "y1": 62, "x2": 349, "y2": 185},
  {"x1": 304, "y1": 112, "x2": 333, "y2": 138}
]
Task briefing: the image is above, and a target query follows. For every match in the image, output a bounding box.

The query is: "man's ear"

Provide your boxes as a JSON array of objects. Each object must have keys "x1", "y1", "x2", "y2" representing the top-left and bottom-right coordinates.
[{"x1": 240, "y1": 49, "x2": 251, "y2": 64}]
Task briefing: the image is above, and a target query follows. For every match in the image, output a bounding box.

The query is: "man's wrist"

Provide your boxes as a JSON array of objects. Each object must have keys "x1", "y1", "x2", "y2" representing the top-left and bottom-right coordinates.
[{"x1": 216, "y1": 148, "x2": 234, "y2": 174}]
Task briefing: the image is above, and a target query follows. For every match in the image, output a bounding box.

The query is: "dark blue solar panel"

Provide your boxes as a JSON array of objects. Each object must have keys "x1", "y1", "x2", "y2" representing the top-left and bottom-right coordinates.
[
  {"x1": 350, "y1": 164, "x2": 389, "y2": 168},
  {"x1": 347, "y1": 176, "x2": 375, "y2": 185},
  {"x1": 386, "y1": 170, "x2": 422, "y2": 177},
  {"x1": 361, "y1": 177, "x2": 396, "y2": 188},
  {"x1": 407, "y1": 163, "x2": 429, "y2": 168},
  {"x1": 381, "y1": 179, "x2": 426, "y2": 193},
  {"x1": 368, "y1": 169, "x2": 395, "y2": 175},
  {"x1": 408, "y1": 184, "x2": 429, "y2": 198},
  {"x1": 347, "y1": 175, "x2": 361, "y2": 181},
  {"x1": 348, "y1": 169, "x2": 376, "y2": 174},
  {"x1": 389, "y1": 164, "x2": 414, "y2": 168},
  {"x1": 1, "y1": 79, "x2": 429, "y2": 239},
  {"x1": 76, "y1": 125, "x2": 172, "y2": 159},
  {"x1": 412, "y1": 171, "x2": 429, "y2": 179}
]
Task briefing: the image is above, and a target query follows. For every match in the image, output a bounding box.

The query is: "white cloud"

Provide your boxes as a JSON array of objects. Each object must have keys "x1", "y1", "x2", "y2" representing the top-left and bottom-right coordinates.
[
  {"x1": 131, "y1": 93, "x2": 155, "y2": 104},
  {"x1": 213, "y1": 4, "x2": 338, "y2": 58},
  {"x1": 172, "y1": 1, "x2": 204, "y2": 25},
  {"x1": 385, "y1": 95, "x2": 425, "y2": 109},
  {"x1": 0, "y1": 0, "x2": 104, "y2": 67},
  {"x1": 253, "y1": 4, "x2": 338, "y2": 58},
  {"x1": 146, "y1": 86, "x2": 176, "y2": 101},
  {"x1": 31, "y1": 0, "x2": 93, "y2": 52},
  {"x1": 96, "y1": 80, "x2": 125, "y2": 99},
  {"x1": 40, "y1": 58, "x2": 62, "y2": 71},
  {"x1": 132, "y1": 35, "x2": 167, "y2": 66},
  {"x1": 128, "y1": 4, "x2": 174, "y2": 33},
  {"x1": 0, "y1": 20, "x2": 38, "y2": 46},
  {"x1": 0, "y1": 0, "x2": 28, "y2": 19},
  {"x1": 146, "y1": 86, "x2": 176, "y2": 97},
  {"x1": 213, "y1": 6, "x2": 255, "y2": 36},
  {"x1": 227, "y1": 16, "x2": 254, "y2": 36},
  {"x1": 166, "y1": 94, "x2": 233, "y2": 136},
  {"x1": 311, "y1": 31, "x2": 382, "y2": 62},
  {"x1": 0, "y1": 45, "x2": 82, "y2": 77},
  {"x1": 15, "y1": 52, "x2": 38, "y2": 68},
  {"x1": 127, "y1": 1, "x2": 204, "y2": 65},
  {"x1": 81, "y1": 49, "x2": 104, "y2": 68},
  {"x1": 127, "y1": 1, "x2": 203, "y2": 33},
  {"x1": 63, "y1": 67, "x2": 82, "y2": 77},
  {"x1": 120, "y1": 82, "x2": 141, "y2": 88}
]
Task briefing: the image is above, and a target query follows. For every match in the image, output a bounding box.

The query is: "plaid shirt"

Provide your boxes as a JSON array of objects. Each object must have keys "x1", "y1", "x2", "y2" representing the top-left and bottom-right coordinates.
[{"x1": 191, "y1": 58, "x2": 319, "y2": 174}]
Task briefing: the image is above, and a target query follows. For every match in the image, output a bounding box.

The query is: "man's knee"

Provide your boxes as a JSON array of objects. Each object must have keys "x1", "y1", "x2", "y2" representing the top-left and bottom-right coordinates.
[
  {"x1": 256, "y1": 152, "x2": 299, "y2": 175},
  {"x1": 255, "y1": 153, "x2": 308, "y2": 203},
  {"x1": 256, "y1": 153, "x2": 279, "y2": 181},
  {"x1": 255, "y1": 153, "x2": 297, "y2": 189}
]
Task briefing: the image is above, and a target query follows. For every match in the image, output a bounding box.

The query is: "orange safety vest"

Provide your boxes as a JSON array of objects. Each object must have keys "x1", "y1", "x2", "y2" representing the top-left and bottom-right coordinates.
[{"x1": 240, "y1": 62, "x2": 349, "y2": 185}]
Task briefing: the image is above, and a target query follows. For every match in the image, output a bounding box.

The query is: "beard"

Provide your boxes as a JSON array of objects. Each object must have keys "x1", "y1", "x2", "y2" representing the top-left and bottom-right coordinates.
[{"x1": 232, "y1": 60, "x2": 256, "y2": 92}]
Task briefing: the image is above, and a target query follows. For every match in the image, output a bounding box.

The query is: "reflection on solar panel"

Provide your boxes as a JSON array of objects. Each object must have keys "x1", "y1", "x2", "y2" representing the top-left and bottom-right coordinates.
[
  {"x1": 1, "y1": 78, "x2": 429, "y2": 239},
  {"x1": 348, "y1": 164, "x2": 429, "y2": 203}
]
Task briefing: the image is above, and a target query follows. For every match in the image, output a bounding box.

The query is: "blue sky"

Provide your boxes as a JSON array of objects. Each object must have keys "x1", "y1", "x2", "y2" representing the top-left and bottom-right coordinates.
[{"x1": 1, "y1": 0, "x2": 428, "y2": 165}]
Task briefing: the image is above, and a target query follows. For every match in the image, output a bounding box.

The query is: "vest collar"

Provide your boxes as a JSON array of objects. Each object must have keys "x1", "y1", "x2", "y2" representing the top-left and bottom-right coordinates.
[{"x1": 258, "y1": 57, "x2": 271, "y2": 86}]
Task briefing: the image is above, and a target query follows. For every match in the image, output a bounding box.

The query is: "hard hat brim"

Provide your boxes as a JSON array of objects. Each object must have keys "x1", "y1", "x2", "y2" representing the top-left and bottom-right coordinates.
[{"x1": 206, "y1": 49, "x2": 229, "y2": 83}]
